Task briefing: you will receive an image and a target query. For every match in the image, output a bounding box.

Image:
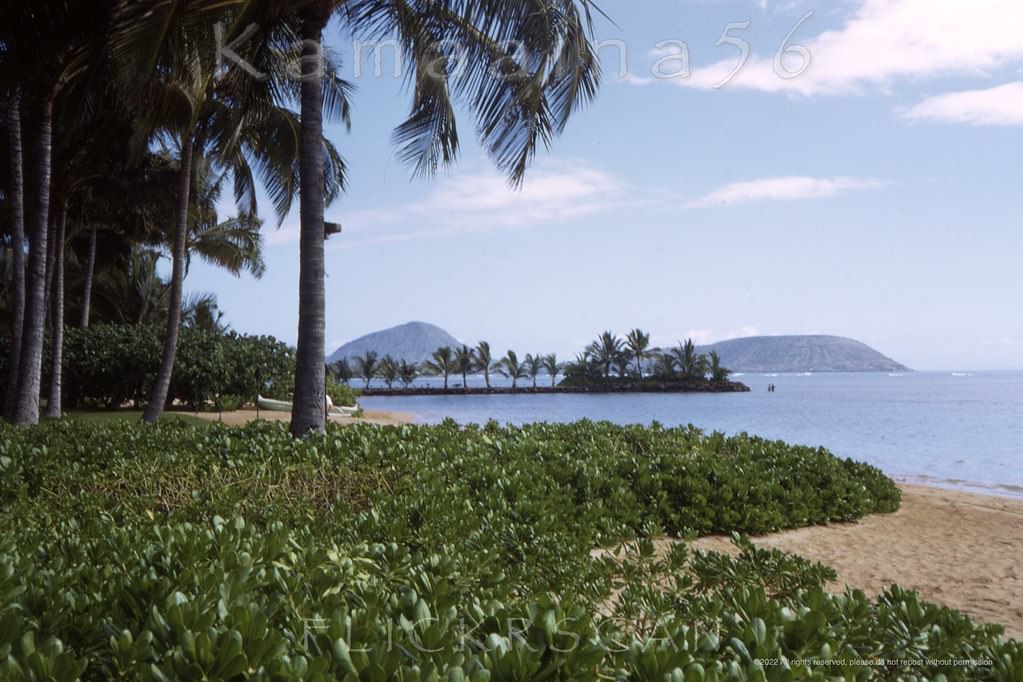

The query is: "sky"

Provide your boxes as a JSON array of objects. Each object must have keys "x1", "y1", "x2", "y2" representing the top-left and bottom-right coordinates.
[{"x1": 188, "y1": 0, "x2": 1023, "y2": 371}]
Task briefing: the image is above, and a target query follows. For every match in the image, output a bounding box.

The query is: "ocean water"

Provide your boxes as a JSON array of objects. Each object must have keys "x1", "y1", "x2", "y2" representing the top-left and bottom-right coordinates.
[{"x1": 360, "y1": 372, "x2": 1023, "y2": 499}]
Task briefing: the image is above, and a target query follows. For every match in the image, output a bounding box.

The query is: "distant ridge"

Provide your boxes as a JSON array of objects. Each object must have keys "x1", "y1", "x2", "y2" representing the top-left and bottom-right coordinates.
[
  {"x1": 695, "y1": 335, "x2": 908, "y2": 373},
  {"x1": 327, "y1": 321, "x2": 461, "y2": 365}
]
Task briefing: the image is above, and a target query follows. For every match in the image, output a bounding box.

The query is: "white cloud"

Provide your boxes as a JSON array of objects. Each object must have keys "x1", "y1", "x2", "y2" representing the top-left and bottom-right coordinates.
[
  {"x1": 668, "y1": 0, "x2": 1023, "y2": 95},
  {"x1": 685, "y1": 329, "x2": 717, "y2": 345},
  {"x1": 686, "y1": 176, "x2": 889, "y2": 208},
  {"x1": 329, "y1": 162, "x2": 638, "y2": 249},
  {"x1": 901, "y1": 82, "x2": 1023, "y2": 126},
  {"x1": 654, "y1": 325, "x2": 762, "y2": 349}
]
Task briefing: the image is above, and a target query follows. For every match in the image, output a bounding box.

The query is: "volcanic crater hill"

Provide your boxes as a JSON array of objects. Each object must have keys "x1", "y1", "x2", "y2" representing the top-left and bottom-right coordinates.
[
  {"x1": 327, "y1": 321, "x2": 461, "y2": 365},
  {"x1": 694, "y1": 335, "x2": 909, "y2": 373}
]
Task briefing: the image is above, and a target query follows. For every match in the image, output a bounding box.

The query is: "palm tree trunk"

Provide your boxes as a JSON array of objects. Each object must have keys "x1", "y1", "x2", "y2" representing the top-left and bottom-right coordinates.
[
  {"x1": 290, "y1": 13, "x2": 330, "y2": 437},
  {"x1": 143, "y1": 134, "x2": 194, "y2": 423},
  {"x1": 79, "y1": 224, "x2": 98, "y2": 328},
  {"x1": 13, "y1": 94, "x2": 55, "y2": 426},
  {"x1": 45, "y1": 203, "x2": 68, "y2": 418},
  {"x1": 44, "y1": 216, "x2": 57, "y2": 325},
  {"x1": 3, "y1": 95, "x2": 26, "y2": 421}
]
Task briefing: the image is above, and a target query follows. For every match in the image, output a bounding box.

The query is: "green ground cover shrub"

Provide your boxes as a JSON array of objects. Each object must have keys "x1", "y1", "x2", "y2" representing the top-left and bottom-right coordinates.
[{"x1": 0, "y1": 419, "x2": 1017, "y2": 680}]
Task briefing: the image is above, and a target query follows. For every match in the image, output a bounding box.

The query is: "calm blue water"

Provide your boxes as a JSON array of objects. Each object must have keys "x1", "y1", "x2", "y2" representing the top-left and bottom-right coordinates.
[{"x1": 361, "y1": 372, "x2": 1023, "y2": 499}]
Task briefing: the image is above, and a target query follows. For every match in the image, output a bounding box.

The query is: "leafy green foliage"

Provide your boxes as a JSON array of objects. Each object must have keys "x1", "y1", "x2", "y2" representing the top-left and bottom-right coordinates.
[
  {"x1": 325, "y1": 376, "x2": 361, "y2": 409},
  {"x1": 0, "y1": 419, "x2": 1016, "y2": 679},
  {"x1": 49, "y1": 324, "x2": 295, "y2": 409}
]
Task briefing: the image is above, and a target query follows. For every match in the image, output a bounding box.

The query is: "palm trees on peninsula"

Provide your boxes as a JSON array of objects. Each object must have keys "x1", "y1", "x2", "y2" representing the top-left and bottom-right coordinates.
[{"x1": 333, "y1": 329, "x2": 732, "y2": 391}]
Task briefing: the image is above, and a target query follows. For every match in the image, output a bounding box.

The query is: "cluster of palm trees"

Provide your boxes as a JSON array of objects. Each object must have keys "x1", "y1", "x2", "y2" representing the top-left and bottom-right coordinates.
[
  {"x1": 330, "y1": 331, "x2": 733, "y2": 391},
  {"x1": 1, "y1": 1, "x2": 602, "y2": 435},
  {"x1": 564, "y1": 330, "x2": 732, "y2": 383},
  {"x1": 330, "y1": 341, "x2": 564, "y2": 391}
]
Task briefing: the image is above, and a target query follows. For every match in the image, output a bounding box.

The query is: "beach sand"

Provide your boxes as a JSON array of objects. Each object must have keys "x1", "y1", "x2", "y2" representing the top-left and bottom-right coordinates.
[
  {"x1": 191, "y1": 408, "x2": 415, "y2": 427},
  {"x1": 693, "y1": 485, "x2": 1023, "y2": 641}
]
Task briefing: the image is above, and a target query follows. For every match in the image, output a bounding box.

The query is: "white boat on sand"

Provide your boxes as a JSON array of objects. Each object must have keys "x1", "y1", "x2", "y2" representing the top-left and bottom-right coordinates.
[{"x1": 257, "y1": 395, "x2": 360, "y2": 417}]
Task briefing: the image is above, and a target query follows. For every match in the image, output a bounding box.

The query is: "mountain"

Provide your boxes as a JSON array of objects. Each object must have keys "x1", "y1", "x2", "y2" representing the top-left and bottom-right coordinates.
[
  {"x1": 694, "y1": 335, "x2": 909, "y2": 373},
  {"x1": 327, "y1": 322, "x2": 461, "y2": 365}
]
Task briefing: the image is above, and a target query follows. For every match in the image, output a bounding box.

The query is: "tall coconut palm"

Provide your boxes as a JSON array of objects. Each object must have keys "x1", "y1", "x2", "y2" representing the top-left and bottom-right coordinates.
[
  {"x1": 424, "y1": 346, "x2": 456, "y2": 391},
  {"x1": 455, "y1": 344, "x2": 475, "y2": 388},
  {"x1": 542, "y1": 353, "x2": 562, "y2": 387},
  {"x1": 328, "y1": 357, "x2": 353, "y2": 385},
  {"x1": 355, "y1": 350, "x2": 379, "y2": 389},
  {"x1": 2, "y1": 96, "x2": 26, "y2": 419},
  {"x1": 109, "y1": 3, "x2": 345, "y2": 424},
  {"x1": 474, "y1": 341, "x2": 494, "y2": 390},
  {"x1": 708, "y1": 350, "x2": 731, "y2": 382},
  {"x1": 524, "y1": 353, "x2": 544, "y2": 388},
  {"x1": 588, "y1": 331, "x2": 623, "y2": 379},
  {"x1": 653, "y1": 352, "x2": 676, "y2": 380},
  {"x1": 227, "y1": 0, "x2": 603, "y2": 436},
  {"x1": 671, "y1": 338, "x2": 706, "y2": 380},
  {"x1": 378, "y1": 354, "x2": 399, "y2": 389},
  {"x1": 398, "y1": 359, "x2": 418, "y2": 389},
  {"x1": 44, "y1": 203, "x2": 69, "y2": 417},
  {"x1": 626, "y1": 328, "x2": 651, "y2": 379},
  {"x1": 3, "y1": 0, "x2": 115, "y2": 425},
  {"x1": 498, "y1": 350, "x2": 528, "y2": 390}
]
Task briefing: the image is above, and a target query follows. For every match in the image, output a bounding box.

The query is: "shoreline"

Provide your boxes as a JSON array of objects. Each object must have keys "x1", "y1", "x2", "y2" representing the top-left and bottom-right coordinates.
[{"x1": 694, "y1": 484, "x2": 1023, "y2": 641}]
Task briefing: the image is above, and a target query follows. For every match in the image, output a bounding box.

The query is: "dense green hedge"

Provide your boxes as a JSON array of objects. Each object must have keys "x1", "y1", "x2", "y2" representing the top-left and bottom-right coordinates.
[
  {"x1": 1, "y1": 324, "x2": 296, "y2": 410},
  {"x1": 0, "y1": 324, "x2": 296, "y2": 410},
  {"x1": 0, "y1": 419, "x2": 1018, "y2": 680}
]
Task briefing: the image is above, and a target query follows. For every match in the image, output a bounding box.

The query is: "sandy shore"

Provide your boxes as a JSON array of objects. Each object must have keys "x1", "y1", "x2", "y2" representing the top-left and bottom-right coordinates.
[
  {"x1": 693, "y1": 485, "x2": 1023, "y2": 641},
  {"x1": 192, "y1": 408, "x2": 415, "y2": 427}
]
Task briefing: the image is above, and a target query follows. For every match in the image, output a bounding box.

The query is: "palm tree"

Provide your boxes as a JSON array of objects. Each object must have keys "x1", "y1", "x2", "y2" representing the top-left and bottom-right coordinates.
[
  {"x1": 135, "y1": 37, "x2": 307, "y2": 423},
  {"x1": 398, "y1": 360, "x2": 418, "y2": 389},
  {"x1": 588, "y1": 331, "x2": 624, "y2": 379},
  {"x1": 564, "y1": 351, "x2": 602, "y2": 382},
  {"x1": 524, "y1": 353, "x2": 544, "y2": 389},
  {"x1": 498, "y1": 350, "x2": 528, "y2": 390},
  {"x1": 328, "y1": 358, "x2": 354, "y2": 385},
  {"x1": 708, "y1": 350, "x2": 731, "y2": 382},
  {"x1": 653, "y1": 353, "x2": 677, "y2": 380},
  {"x1": 108, "y1": 2, "x2": 345, "y2": 429},
  {"x1": 44, "y1": 204, "x2": 69, "y2": 417},
  {"x1": 182, "y1": 293, "x2": 229, "y2": 334},
  {"x1": 542, "y1": 353, "x2": 563, "y2": 387},
  {"x1": 2, "y1": 96, "x2": 26, "y2": 419},
  {"x1": 671, "y1": 338, "x2": 705, "y2": 380},
  {"x1": 225, "y1": 0, "x2": 602, "y2": 436},
  {"x1": 3, "y1": 0, "x2": 114, "y2": 425},
  {"x1": 612, "y1": 349, "x2": 633, "y2": 378},
  {"x1": 378, "y1": 355, "x2": 399, "y2": 389},
  {"x1": 626, "y1": 328, "x2": 651, "y2": 379},
  {"x1": 455, "y1": 345, "x2": 475, "y2": 388},
  {"x1": 424, "y1": 346, "x2": 456, "y2": 391},
  {"x1": 355, "y1": 351, "x2": 379, "y2": 389},
  {"x1": 474, "y1": 341, "x2": 494, "y2": 390}
]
